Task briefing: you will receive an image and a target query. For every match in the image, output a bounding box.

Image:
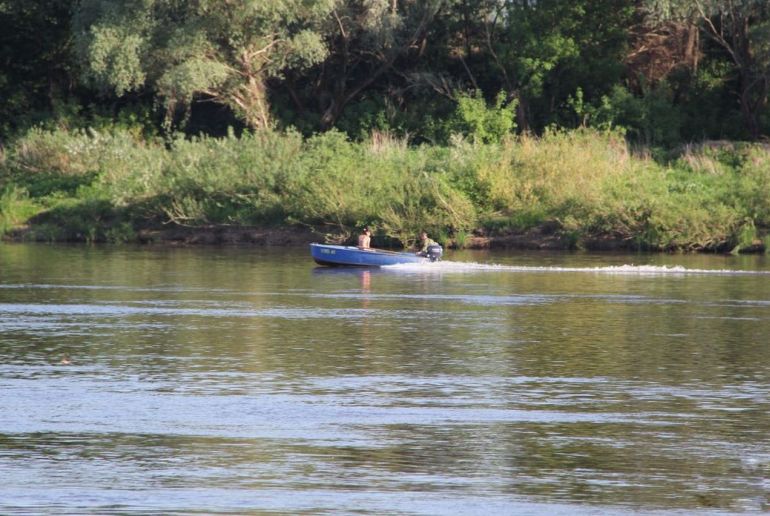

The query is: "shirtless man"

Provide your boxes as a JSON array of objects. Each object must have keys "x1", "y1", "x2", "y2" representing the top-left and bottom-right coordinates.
[{"x1": 357, "y1": 227, "x2": 372, "y2": 249}]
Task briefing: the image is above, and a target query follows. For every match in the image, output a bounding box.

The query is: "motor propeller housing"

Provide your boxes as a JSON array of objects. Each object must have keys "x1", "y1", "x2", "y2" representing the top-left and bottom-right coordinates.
[{"x1": 427, "y1": 244, "x2": 443, "y2": 262}]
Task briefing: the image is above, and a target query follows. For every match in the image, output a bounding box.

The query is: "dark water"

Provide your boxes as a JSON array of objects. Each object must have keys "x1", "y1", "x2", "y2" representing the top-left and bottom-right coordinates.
[{"x1": 1, "y1": 243, "x2": 768, "y2": 514}]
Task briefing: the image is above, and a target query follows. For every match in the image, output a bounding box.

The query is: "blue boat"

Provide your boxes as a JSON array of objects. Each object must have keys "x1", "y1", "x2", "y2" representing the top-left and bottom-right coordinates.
[{"x1": 310, "y1": 243, "x2": 442, "y2": 267}]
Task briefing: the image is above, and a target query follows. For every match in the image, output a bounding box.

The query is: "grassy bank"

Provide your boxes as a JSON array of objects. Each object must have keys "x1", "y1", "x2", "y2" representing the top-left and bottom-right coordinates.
[{"x1": 1, "y1": 127, "x2": 769, "y2": 252}]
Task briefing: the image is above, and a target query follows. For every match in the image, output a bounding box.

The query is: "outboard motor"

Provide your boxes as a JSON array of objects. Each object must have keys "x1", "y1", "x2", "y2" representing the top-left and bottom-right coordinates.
[{"x1": 426, "y1": 243, "x2": 443, "y2": 262}]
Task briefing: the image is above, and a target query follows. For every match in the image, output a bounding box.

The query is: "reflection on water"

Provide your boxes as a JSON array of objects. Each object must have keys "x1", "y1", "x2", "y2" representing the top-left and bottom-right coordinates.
[{"x1": 0, "y1": 244, "x2": 768, "y2": 514}]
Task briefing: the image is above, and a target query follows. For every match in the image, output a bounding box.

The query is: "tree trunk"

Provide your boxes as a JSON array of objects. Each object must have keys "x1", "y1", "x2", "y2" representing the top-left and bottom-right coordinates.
[
  {"x1": 232, "y1": 75, "x2": 271, "y2": 130},
  {"x1": 700, "y1": 10, "x2": 765, "y2": 140},
  {"x1": 739, "y1": 71, "x2": 766, "y2": 140},
  {"x1": 516, "y1": 95, "x2": 529, "y2": 133}
]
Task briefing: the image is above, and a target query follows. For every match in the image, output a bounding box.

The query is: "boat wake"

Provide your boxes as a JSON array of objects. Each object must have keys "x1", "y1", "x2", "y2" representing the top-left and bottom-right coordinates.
[{"x1": 383, "y1": 261, "x2": 770, "y2": 276}]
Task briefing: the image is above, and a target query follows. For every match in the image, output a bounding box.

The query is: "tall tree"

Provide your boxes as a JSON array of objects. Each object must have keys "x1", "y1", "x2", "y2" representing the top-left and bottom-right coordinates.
[
  {"x1": 73, "y1": 0, "x2": 335, "y2": 130},
  {"x1": 0, "y1": 0, "x2": 74, "y2": 136},
  {"x1": 296, "y1": 0, "x2": 444, "y2": 129},
  {"x1": 644, "y1": 0, "x2": 770, "y2": 138},
  {"x1": 436, "y1": 0, "x2": 633, "y2": 132}
]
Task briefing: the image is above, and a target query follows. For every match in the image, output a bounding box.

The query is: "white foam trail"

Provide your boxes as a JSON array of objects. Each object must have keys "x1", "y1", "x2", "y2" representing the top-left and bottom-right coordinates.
[{"x1": 383, "y1": 260, "x2": 770, "y2": 276}]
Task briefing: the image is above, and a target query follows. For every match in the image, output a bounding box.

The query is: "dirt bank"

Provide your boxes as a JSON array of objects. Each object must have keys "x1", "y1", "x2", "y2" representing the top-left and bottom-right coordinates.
[
  {"x1": 6, "y1": 222, "x2": 766, "y2": 253},
  {"x1": 134, "y1": 225, "x2": 321, "y2": 246}
]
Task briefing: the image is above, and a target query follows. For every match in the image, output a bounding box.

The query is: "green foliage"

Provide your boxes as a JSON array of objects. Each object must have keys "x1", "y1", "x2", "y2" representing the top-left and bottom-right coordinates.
[
  {"x1": 82, "y1": 24, "x2": 147, "y2": 97},
  {"x1": 149, "y1": 129, "x2": 303, "y2": 225},
  {"x1": 0, "y1": 0, "x2": 74, "y2": 136},
  {"x1": 733, "y1": 147, "x2": 770, "y2": 222},
  {"x1": 643, "y1": 0, "x2": 770, "y2": 139},
  {"x1": 475, "y1": 0, "x2": 634, "y2": 131},
  {"x1": 3, "y1": 0, "x2": 770, "y2": 143},
  {"x1": 5, "y1": 0, "x2": 770, "y2": 253},
  {"x1": 2, "y1": 125, "x2": 770, "y2": 251},
  {"x1": 731, "y1": 218, "x2": 758, "y2": 254},
  {"x1": 282, "y1": 130, "x2": 477, "y2": 243},
  {"x1": 6, "y1": 127, "x2": 102, "y2": 177},
  {"x1": 446, "y1": 92, "x2": 518, "y2": 144},
  {"x1": 0, "y1": 185, "x2": 38, "y2": 235},
  {"x1": 678, "y1": 59, "x2": 748, "y2": 140},
  {"x1": 333, "y1": 98, "x2": 401, "y2": 141},
  {"x1": 453, "y1": 229, "x2": 469, "y2": 249},
  {"x1": 575, "y1": 84, "x2": 682, "y2": 145},
  {"x1": 73, "y1": 0, "x2": 334, "y2": 129}
]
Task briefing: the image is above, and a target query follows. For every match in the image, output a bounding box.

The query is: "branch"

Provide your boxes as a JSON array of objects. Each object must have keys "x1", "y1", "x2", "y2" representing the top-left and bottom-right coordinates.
[
  {"x1": 696, "y1": 2, "x2": 741, "y2": 66},
  {"x1": 240, "y1": 37, "x2": 282, "y2": 71},
  {"x1": 484, "y1": 23, "x2": 512, "y2": 92},
  {"x1": 321, "y1": 2, "x2": 443, "y2": 126},
  {"x1": 458, "y1": 54, "x2": 479, "y2": 90},
  {"x1": 332, "y1": 9, "x2": 347, "y2": 40}
]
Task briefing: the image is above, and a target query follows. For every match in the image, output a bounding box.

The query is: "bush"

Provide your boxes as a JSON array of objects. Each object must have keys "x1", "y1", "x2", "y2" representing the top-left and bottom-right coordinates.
[
  {"x1": 0, "y1": 185, "x2": 38, "y2": 235},
  {"x1": 580, "y1": 84, "x2": 683, "y2": 147},
  {"x1": 444, "y1": 91, "x2": 518, "y2": 144}
]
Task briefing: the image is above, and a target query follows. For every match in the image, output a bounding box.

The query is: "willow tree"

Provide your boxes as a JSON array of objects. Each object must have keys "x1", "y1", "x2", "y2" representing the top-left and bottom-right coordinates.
[{"x1": 73, "y1": 0, "x2": 335, "y2": 129}]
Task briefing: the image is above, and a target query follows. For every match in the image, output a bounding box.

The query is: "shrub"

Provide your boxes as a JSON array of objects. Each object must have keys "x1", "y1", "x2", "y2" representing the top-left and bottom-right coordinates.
[{"x1": 0, "y1": 185, "x2": 38, "y2": 235}]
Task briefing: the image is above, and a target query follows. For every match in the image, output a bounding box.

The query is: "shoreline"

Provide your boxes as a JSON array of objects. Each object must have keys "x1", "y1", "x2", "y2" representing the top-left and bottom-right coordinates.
[{"x1": 5, "y1": 223, "x2": 767, "y2": 254}]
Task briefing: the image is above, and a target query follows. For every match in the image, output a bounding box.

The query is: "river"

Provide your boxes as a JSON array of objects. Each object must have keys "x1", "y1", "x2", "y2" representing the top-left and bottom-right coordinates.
[{"x1": 1, "y1": 243, "x2": 768, "y2": 514}]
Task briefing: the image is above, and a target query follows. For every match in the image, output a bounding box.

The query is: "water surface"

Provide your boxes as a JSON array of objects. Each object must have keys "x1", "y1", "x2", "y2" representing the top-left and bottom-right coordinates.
[{"x1": 1, "y1": 244, "x2": 768, "y2": 514}]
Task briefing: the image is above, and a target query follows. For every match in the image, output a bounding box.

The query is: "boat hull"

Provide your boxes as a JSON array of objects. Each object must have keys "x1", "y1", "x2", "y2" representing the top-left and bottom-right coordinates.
[{"x1": 310, "y1": 243, "x2": 427, "y2": 267}]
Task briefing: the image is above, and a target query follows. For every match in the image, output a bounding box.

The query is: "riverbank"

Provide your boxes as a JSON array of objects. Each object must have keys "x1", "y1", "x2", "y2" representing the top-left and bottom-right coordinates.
[
  {"x1": 5, "y1": 221, "x2": 766, "y2": 253},
  {"x1": 2, "y1": 127, "x2": 769, "y2": 253}
]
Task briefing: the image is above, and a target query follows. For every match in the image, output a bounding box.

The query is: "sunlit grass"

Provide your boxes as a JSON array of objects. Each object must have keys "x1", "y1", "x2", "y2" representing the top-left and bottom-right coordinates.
[{"x1": 1, "y1": 125, "x2": 768, "y2": 251}]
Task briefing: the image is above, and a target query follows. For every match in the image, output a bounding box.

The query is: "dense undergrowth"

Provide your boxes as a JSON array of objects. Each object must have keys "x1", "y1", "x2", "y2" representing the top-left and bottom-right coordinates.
[{"x1": 1, "y1": 127, "x2": 769, "y2": 252}]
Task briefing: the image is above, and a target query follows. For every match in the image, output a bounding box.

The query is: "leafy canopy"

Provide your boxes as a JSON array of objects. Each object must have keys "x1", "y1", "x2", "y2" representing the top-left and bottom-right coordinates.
[{"x1": 73, "y1": 0, "x2": 336, "y2": 128}]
